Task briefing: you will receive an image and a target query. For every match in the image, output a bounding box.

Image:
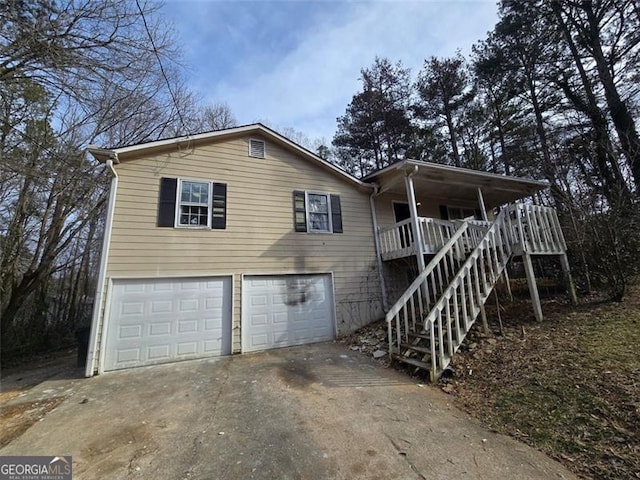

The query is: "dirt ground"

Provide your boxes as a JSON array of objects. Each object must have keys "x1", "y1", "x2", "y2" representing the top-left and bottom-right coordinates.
[
  {"x1": 0, "y1": 349, "x2": 82, "y2": 448},
  {"x1": 342, "y1": 282, "x2": 640, "y2": 480}
]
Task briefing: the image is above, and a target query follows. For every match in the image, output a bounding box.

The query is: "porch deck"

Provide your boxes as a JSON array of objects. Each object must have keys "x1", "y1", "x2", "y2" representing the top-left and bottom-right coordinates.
[{"x1": 378, "y1": 204, "x2": 566, "y2": 262}]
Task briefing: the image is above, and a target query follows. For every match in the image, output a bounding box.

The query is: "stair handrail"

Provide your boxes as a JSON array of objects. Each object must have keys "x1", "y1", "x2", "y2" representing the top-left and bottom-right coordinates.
[
  {"x1": 386, "y1": 219, "x2": 489, "y2": 357},
  {"x1": 422, "y1": 208, "x2": 513, "y2": 380}
]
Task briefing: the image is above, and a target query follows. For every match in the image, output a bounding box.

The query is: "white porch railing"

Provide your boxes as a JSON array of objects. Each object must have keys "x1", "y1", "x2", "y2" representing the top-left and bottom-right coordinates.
[
  {"x1": 378, "y1": 217, "x2": 457, "y2": 261},
  {"x1": 379, "y1": 205, "x2": 566, "y2": 262},
  {"x1": 504, "y1": 204, "x2": 567, "y2": 255},
  {"x1": 379, "y1": 218, "x2": 414, "y2": 260},
  {"x1": 418, "y1": 217, "x2": 456, "y2": 254}
]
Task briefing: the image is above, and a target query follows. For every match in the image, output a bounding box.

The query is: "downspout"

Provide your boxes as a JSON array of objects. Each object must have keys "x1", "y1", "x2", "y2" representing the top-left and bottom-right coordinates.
[
  {"x1": 369, "y1": 184, "x2": 388, "y2": 311},
  {"x1": 85, "y1": 155, "x2": 119, "y2": 377}
]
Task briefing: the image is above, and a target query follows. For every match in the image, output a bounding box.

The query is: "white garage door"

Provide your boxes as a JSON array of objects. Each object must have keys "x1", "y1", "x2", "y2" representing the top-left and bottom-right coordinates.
[
  {"x1": 104, "y1": 277, "x2": 232, "y2": 371},
  {"x1": 242, "y1": 274, "x2": 335, "y2": 352}
]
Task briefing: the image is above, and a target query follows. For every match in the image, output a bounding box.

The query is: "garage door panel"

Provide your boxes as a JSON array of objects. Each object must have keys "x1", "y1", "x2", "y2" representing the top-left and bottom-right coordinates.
[
  {"x1": 177, "y1": 319, "x2": 197, "y2": 333},
  {"x1": 249, "y1": 314, "x2": 269, "y2": 327},
  {"x1": 123, "y1": 283, "x2": 145, "y2": 293},
  {"x1": 117, "y1": 349, "x2": 139, "y2": 363},
  {"x1": 250, "y1": 334, "x2": 269, "y2": 348},
  {"x1": 273, "y1": 312, "x2": 289, "y2": 324},
  {"x1": 179, "y1": 298, "x2": 199, "y2": 312},
  {"x1": 148, "y1": 345, "x2": 170, "y2": 360},
  {"x1": 151, "y1": 282, "x2": 171, "y2": 292},
  {"x1": 177, "y1": 342, "x2": 197, "y2": 355},
  {"x1": 149, "y1": 322, "x2": 171, "y2": 336},
  {"x1": 204, "y1": 317, "x2": 222, "y2": 330},
  {"x1": 104, "y1": 277, "x2": 231, "y2": 371},
  {"x1": 119, "y1": 325, "x2": 142, "y2": 339},
  {"x1": 242, "y1": 274, "x2": 334, "y2": 352}
]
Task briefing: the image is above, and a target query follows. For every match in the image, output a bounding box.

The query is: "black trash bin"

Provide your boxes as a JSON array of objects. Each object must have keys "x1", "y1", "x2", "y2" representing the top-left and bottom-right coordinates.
[{"x1": 75, "y1": 327, "x2": 90, "y2": 368}]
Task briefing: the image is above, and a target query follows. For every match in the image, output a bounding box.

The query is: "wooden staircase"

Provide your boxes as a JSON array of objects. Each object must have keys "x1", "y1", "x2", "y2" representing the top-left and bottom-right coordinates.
[{"x1": 387, "y1": 209, "x2": 515, "y2": 381}]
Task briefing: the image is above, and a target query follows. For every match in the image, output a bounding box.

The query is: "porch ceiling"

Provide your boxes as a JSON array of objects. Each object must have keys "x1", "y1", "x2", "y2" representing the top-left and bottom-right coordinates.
[{"x1": 364, "y1": 160, "x2": 547, "y2": 208}]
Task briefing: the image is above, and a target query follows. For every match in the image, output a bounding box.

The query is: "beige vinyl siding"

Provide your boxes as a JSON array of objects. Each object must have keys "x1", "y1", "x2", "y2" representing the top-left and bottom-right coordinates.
[{"x1": 102, "y1": 135, "x2": 383, "y2": 354}]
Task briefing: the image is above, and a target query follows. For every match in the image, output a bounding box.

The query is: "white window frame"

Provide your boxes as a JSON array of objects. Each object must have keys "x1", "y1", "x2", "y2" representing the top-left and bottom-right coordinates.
[
  {"x1": 175, "y1": 178, "x2": 212, "y2": 228},
  {"x1": 305, "y1": 191, "x2": 333, "y2": 234}
]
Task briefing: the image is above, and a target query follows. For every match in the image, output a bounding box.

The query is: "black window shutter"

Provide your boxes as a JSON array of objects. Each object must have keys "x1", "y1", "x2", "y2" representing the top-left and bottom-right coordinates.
[
  {"x1": 211, "y1": 183, "x2": 227, "y2": 229},
  {"x1": 293, "y1": 191, "x2": 307, "y2": 232},
  {"x1": 157, "y1": 177, "x2": 177, "y2": 227},
  {"x1": 439, "y1": 205, "x2": 449, "y2": 220},
  {"x1": 330, "y1": 194, "x2": 343, "y2": 233}
]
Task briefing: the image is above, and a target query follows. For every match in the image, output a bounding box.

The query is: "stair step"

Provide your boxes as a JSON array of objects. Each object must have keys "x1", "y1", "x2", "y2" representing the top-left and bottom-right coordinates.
[
  {"x1": 400, "y1": 343, "x2": 432, "y2": 354},
  {"x1": 407, "y1": 331, "x2": 431, "y2": 340},
  {"x1": 414, "y1": 323, "x2": 450, "y2": 333},
  {"x1": 391, "y1": 354, "x2": 432, "y2": 372}
]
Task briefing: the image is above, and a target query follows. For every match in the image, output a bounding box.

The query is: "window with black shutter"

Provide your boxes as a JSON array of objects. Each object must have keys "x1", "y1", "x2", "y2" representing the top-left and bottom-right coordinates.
[
  {"x1": 293, "y1": 190, "x2": 342, "y2": 234},
  {"x1": 211, "y1": 183, "x2": 227, "y2": 229},
  {"x1": 330, "y1": 195, "x2": 342, "y2": 233},
  {"x1": 293, "y1": 191, "x2": 307, "y2": 232},
  {"x1": 157, "y1": 177, "x2": 227, "y2": 229},
  {"x1": 157, "y1": 178, "x2": 177, "y2": 227}
]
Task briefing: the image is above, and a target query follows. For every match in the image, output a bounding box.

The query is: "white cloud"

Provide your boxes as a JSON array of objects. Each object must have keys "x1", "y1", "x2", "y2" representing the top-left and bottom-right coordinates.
[{"x1": 165, "y1": 0, "x2": 499, "y2": 141}]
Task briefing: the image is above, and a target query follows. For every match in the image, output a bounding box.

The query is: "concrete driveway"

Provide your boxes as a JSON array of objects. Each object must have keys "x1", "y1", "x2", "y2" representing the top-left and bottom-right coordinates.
[{"x1": 0, "y1": 343, "x2": 576, "y2": 479}]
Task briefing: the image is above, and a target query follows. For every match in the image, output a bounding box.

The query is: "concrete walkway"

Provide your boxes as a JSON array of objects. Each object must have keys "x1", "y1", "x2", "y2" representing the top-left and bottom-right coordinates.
[{"x1": 0, "y1": 343, "x2": 576, "y2": 479}]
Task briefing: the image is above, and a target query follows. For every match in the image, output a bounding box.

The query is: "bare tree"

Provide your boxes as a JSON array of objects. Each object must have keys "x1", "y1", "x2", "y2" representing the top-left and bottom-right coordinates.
[
  {"x1": 0, "y1": 0, "x2": 208, "y2": 359},
  {"x1": 552, "y1": 0, "x2": 640, "y2": 190},
  {"x1": 197, "y1": 103, "x2": 237, "y2": 132}
]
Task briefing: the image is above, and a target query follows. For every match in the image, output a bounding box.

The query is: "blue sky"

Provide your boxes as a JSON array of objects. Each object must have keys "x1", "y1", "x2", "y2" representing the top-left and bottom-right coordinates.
[{"x1": 161, "y1": 0, "x2": 499, "y2": 143}]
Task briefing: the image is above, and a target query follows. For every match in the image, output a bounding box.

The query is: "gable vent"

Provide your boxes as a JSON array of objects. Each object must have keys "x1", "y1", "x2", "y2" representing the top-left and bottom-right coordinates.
[{"x1": 249, "y1": 139, "x2": 266, "y2": 158}]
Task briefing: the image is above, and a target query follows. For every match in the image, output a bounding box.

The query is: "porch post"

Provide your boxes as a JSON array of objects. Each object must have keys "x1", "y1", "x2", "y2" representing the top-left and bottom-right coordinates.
[
  {"x1": 523, "y1": 253, "x2": 543, "y2": 321},
  {"x1": 559, "y1": 253, "x2": 578, "y2": 305},
  {"x1": 476, "y1": 187, "x2": 488, "y2": 222},
  {"x1": 404, "y1": 168, "x2": 426, "y2": 272}
]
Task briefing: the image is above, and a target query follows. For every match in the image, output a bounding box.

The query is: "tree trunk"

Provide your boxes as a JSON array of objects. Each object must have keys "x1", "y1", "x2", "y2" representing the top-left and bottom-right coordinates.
[
  {"x1": 443, "y1": 103, "x2": 461, "y2": 166},
  {"x1": 491, "y1": 96, "x2": 510, "y2": 175},
  {"x1": 582, "y1": 2, "x2": 640, "y2": 189},
  {"x1": 551, "y1": 1, "x2": 632, "y2": 204}
]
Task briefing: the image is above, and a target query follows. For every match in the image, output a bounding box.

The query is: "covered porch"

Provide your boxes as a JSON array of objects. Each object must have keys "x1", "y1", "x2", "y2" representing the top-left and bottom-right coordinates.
[
  {"x1": 364, "y1": 160, "x2": 576, "y2": 322},
  {"x1": 365, "y1": 160, "x2": 553, "y2": 266}
]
